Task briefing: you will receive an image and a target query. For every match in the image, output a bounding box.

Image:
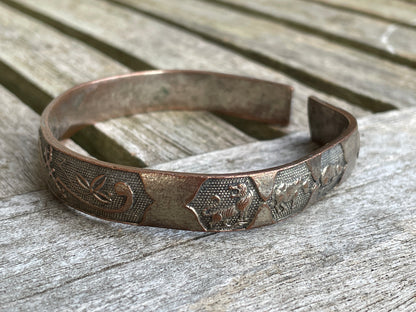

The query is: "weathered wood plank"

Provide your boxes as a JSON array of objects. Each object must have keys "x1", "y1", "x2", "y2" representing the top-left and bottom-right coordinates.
[
  {"x1": 9, "y1": 108, "x2": 416, "y2": 311},
  {"x1": 213, "y1": 0, "x2": 416, "y2": 67},
  {"x1": 0, "y1": 120, "x2": 321, "y2": 306},
  {"x1": 0, "y1": 83, "x2": 89, "y2": 196},
  {"x1": 92, "y1": 111, "x2": 255, "y2": 166},
  {"x1": 107, "y1": 0, "x2": 416, "y2": 112},
  {"x1": 0, "y1": 190, "x2": 206, "y2": 303},
  {"x1": 1, "y1": 108, "x2": 415, "y2": 310},
  {"x1": 150, "y1": 132, "x2": 317, "y2": 173},
  {"x1": 0, "y1": 86, "x2": 45, "y2": 197},
  {"x1": 310, "y1": 0, "x2": 416, "y2": 28},
  {"x1": 1, "y1": 2, "x2": 414, "y2": 310},
  {"x1": 0, "y1": 2, "x2": 254, "y2": 167},
  {"x1": 5, "y1": 0, "x2": 368, "y2": 136},
  {"x1": 0, "y1": 78, "x2": 207, "y2": 305}
]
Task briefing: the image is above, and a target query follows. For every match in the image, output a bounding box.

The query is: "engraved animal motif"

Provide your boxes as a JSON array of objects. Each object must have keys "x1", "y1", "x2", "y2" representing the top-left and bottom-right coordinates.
[
  {"x1": 230, "y1": 183, "x2": 254, "y2": 224},
  {"x1": 273, "y1": 178, "x2": 313, "y2": 213},
  {"x1": 202, "y1": 183, "x2": 254, "y2": 228},
  {"x1": 202, "y1": 195, "x2": 237, "y2": 228},
  {"x1": 320, "y1": 164, "x2": 344, "y2": 186}
]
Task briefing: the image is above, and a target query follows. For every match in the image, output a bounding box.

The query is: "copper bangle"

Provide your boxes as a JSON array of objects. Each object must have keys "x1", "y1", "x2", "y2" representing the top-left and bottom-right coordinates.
[{"x1": 39, "y1": 70, "x2": 359, "y2": 232}]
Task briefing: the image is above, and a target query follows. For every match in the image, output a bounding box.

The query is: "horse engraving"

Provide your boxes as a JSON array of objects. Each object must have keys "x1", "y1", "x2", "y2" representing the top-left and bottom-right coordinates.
[
  {"x1": 273, "y1": 178, "x2": 315, "y2": 213},
  {"x1": 203, "y1": 183, "x2": 254, "y2": 228},
  {"x1": 320, "y1": 164, "x2": 344, "y2": 186}
]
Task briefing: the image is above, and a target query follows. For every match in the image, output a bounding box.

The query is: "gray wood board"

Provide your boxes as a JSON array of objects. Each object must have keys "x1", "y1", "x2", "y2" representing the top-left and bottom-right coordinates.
[
  {"x1": 1, "y1": 107, "x2": 415, "y2": 311},
  {"x1": 0, "y1": 83, "x2": 88, "y2": 197},
  {"x1": 7, "y1": 0, "x2": 368, "y2": 135},
  {"x1": 150, "y1": 132, "x2": 318, "y2": 173},
  {"x1": 109, "y1": 0, "x2": 416, "y2": 112},
  {"x1": 0, "y1": 2, "x2": 255, "y2": 166},
  {"x1": 0, "y1": 114, "x2": 321, "y2": 306},
  {"x1": 310, "y1": 0, "x2": 416, "y2": 28},
  {"x1": 214, "y1": 0, "x2": 416, "y2": 67},
  {"x1": 0, "y1": 86, "x2": 45, "y2": 198}
]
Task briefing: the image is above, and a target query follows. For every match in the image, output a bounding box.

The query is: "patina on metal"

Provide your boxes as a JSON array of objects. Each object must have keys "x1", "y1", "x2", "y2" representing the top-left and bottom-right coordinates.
[{"x1": 39, "y1": 70, "x2": 359, "y2": 232}]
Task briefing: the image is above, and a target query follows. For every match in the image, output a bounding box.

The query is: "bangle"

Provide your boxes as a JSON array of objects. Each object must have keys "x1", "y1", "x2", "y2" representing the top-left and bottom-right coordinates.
[{"x1": 39, "y1": 70, "x2": 359, "y2": 232}]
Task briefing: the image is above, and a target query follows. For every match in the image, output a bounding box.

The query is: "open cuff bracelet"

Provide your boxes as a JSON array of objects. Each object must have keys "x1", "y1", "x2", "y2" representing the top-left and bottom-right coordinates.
[{"x1": 39, "y1": 70, "x2": 360, "y2": 232}]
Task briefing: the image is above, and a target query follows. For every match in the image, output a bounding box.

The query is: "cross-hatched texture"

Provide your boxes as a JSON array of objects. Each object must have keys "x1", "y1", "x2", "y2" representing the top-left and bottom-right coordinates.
[
  {"x1": 318, "y1": 143, "x2": 346, "y2": 197},
  {"x1": 268, "y1": 162, "x2": 315, "y2": 220},
  {"x1": 187, "y1": 177, "x2": 262, "y2": 231},
  {"x1": 39, "y1": 133, "x2": 153, "y2": 223}
]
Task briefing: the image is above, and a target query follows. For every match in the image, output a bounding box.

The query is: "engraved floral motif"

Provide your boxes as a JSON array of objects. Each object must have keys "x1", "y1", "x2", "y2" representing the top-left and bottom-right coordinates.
[
  {"x1": 42, "y1": 145, "x2": 68, "y2": 199},
  {"x1": 41, "y1": 144, "x2": 135, "y2": 214},
  {"x1": 76, "y1": 174, "x2": 112, "y2": 204}
]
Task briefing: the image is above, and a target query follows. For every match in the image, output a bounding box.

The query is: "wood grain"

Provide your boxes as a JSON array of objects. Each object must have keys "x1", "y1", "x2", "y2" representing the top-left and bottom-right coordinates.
[
  {"x1": 0, "y1": 84, "x2": 88, "y2": 197},
  {"x1": 2, "y1": 108, "x2": 415, "y2": 311},
  {"x1": 1, "y1": 1, "x2": 415, "y2": 311},
  {"x1": 0, "y1": 111, "x2": 321, "y2": 306},
  {"x1": 213, "y1": 0, "x2": 416, "y2": 67},
  {"x1": 0, "y1": 2, "x2": 255, "y2": 166},
  {"x1": 6, "y1": 0, "x2": 369, "y2": 136},
  {"x1": 310, "y1": 0, "x2": 416, "y2": 28},
  {"x1": 150, "y1": 132, "x2": 317, "y2": 173},
  {"x1": 0, "y1": 86, "x2": 45, "y2": 198},
  {"x1": 108, "y1": 0, "x2": 416, "y2": 112}
]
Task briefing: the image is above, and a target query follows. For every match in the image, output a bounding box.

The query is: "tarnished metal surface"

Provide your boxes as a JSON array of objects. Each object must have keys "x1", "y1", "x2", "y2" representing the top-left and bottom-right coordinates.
[{"x1": 39, "y1": 70, "x2": 359, "y2": 232}]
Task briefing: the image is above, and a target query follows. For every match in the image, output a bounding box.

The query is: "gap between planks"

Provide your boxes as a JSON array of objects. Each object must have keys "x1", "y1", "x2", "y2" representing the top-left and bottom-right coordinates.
[
  {"x1": 308, "y1": 0, "x2": 416, "y2": 29},
  {"x1": 0, "y1": 0, "x2": 412, "y2": 310},
  {"x1": 0, "y1": 0, "x2": 369, "y2": 167},
  {"x1": 204, "y1": 0, "x2": 416, "y2": 68},
  {"x1": 1, "y1": 108, "x2": 415, "y2": 310},
  {"x1": 105, "y1": 0, "x2": 416, "y2": 113},
  {"x1": 0, "y1": 1, "x2": 255, "y2": 167}
]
